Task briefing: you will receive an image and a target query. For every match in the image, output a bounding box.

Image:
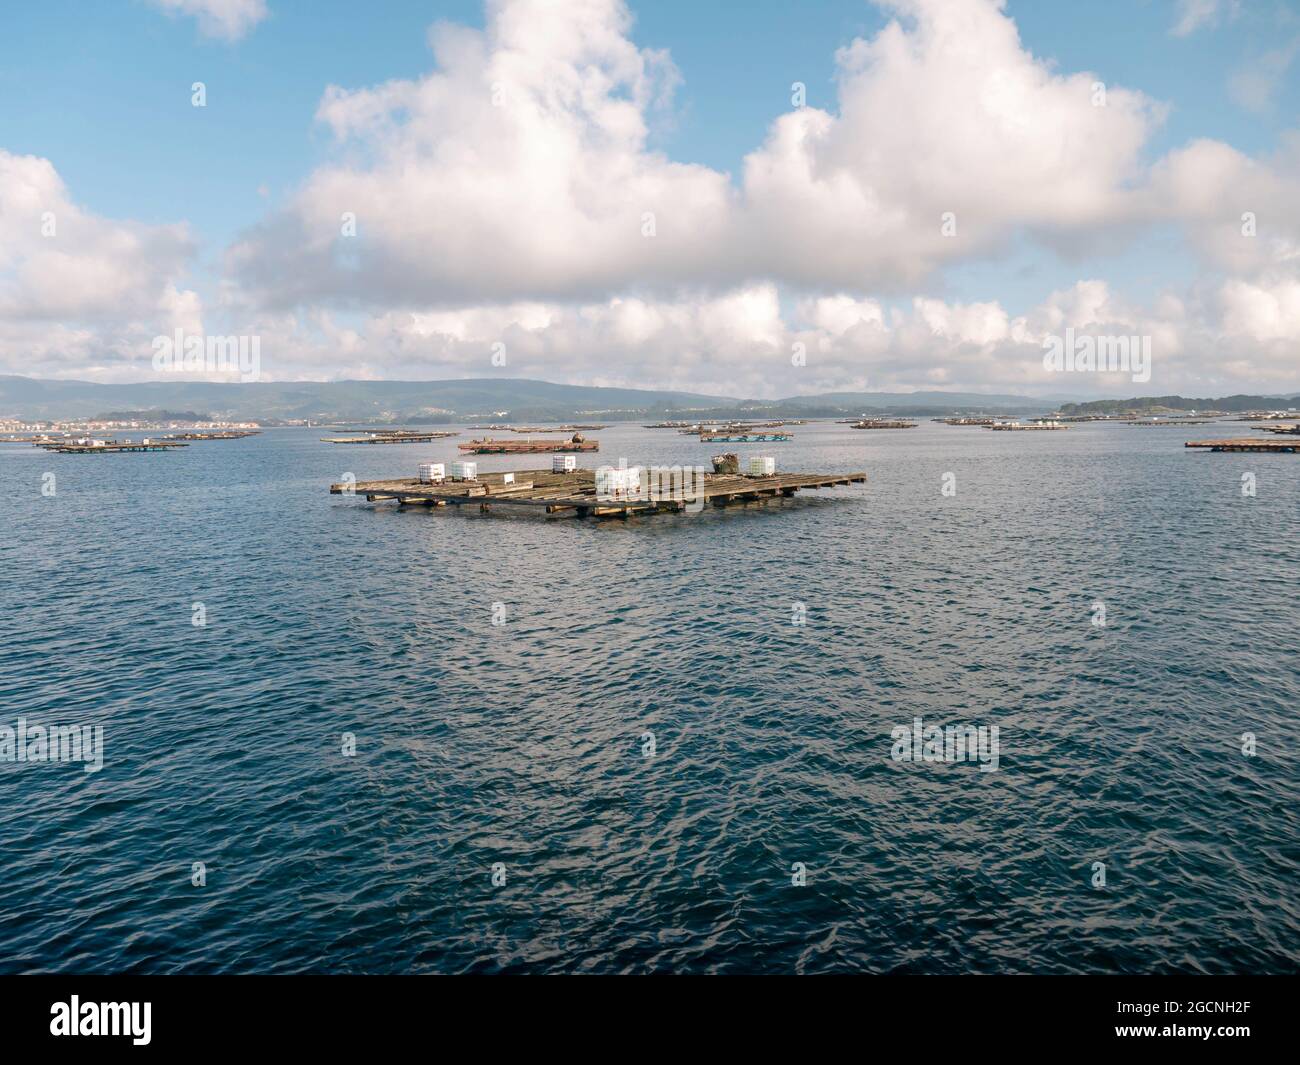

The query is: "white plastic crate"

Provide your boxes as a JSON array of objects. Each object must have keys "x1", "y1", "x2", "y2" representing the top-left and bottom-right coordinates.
[
  {"x1": 417, "y1": 462, "x2": 445, "y2": 484},
  {"x1": 552, "y1": 454, "x2": 577, "y2": 472},
  {"x1": 502, "y1": 472, "x2": 515, "y2": 485},
  {"x1": 596, "y1": 466, "x2": 643, "y2": 500},
  {"x1": 748, "y1": 456, "x2": 776, "y2": 476},
  {"x1": 449, "y1": 461, "x2": 478, "y2": 481}
]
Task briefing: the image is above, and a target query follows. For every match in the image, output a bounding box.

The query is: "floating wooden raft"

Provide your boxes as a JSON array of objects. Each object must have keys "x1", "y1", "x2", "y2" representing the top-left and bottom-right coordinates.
[
  {"x1": 1185, "y1": 438, "x2": 1300, "y2": 453},
  {"x1": 699, "y1": 432, "x2": 792, "y2": 442},
  {"x1": 507, "y1": 425, "x2": 609, "y2": 433},
  {"x1": 161, "y1": 431, "x2": 260, "y2": 440},
  {"x1": 457, "y1": 438, "x2": 600, "y2": 453},
  {"x1": 43, "y1": 441, "x2": 189, "y2": 453},
  {"x1": 321, "y1": 431, "x2": 459, "y2": 444},
  {"x1": 330, "y1": 467, "x2": 866, "y2": 518},
  {"x1": 850, "y1": 420, "x2": 916, "y2": 429}
]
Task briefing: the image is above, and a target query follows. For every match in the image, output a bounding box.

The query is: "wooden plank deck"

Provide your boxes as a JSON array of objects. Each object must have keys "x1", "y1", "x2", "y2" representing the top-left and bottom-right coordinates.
[
  {"x1": 330, "y1": 467, "x2": 866, "y2": 518},
  {"x1": 1185, "y1": 438, "x2": 1300, "y2": 453}
]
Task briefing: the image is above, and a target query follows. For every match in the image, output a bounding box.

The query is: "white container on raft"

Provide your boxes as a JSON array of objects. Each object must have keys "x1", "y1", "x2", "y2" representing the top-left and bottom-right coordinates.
[
  {"x1": 747, "y1": 456, "x2": 775, "y2": 476},
  {"x1": 417, "y1": 462, "x2": 445, "y2": 483},
  {"x1": 595, "y1": 466, "x2": 643, "y2": 500},
  {"x1": 449, "y1": 461, "x2": 478, "y2": 481}
]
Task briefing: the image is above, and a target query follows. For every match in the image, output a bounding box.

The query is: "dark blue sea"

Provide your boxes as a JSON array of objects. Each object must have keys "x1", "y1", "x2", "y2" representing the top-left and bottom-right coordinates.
[{"x1": 2, "y1": 421, "x2": 1297, "y2": 973}]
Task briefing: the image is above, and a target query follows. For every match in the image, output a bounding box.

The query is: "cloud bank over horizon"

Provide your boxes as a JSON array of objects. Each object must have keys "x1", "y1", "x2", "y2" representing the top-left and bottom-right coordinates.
[{"x1": 2, "y1": 0, "x2": 1298, "y2": 397}]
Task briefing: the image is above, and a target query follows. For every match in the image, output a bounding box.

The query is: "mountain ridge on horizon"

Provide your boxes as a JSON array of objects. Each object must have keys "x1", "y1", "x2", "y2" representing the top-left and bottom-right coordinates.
[{"x1": 1, "y1": 374, "x2": 1293, "y2": 422}]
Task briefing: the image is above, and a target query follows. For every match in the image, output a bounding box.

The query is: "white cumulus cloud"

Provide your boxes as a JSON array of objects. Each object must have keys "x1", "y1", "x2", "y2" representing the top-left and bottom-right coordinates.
[
  {"x1": 228, "y1": 0, "x2": 1164, "y2": 306},
  {"x1": 0, "y1": 151, "x2": 200, "y2": 378},
  {"x1": 149, "y1": 0, "x2": 269, "y2": 42}
]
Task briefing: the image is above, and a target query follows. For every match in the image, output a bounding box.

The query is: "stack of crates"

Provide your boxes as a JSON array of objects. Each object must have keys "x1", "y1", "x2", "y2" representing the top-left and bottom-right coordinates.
[
  {"x1": 449, "y1": 460, "x2": 478, "y2": 481},
  {"x1": 553, "y1": 454, "x2": 577, "y2": 473},
  {"x1": 417, "y1": 463, "x2": 445, "y2": 484}
]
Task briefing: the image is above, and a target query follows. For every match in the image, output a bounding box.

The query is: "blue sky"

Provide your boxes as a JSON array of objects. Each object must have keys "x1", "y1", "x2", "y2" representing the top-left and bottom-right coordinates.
[{"x1": 2, "y1": 0, "x2": 1298, "y2": 395}]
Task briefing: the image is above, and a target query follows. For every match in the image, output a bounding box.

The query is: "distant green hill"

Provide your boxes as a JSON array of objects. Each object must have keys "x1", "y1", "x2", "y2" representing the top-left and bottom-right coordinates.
[
  {"x1": 773, "y1": 389, "x2": 1055, "y2": 409},
  {"x1": 1058, "y1": 394, "x2": 1298, "y2": 415},
  {"x1": 0, "y1": 375, "x2": 1057, "y2": 422},
  {"x1": 95, "y1": 409, "x2": 214, "y2": 422},
  {"x1": 0, "y1": 376, "x2": 736, "y2": 422},
  {"x1": 5, "y1": 374, "x2": 1291, "y2": 422}
]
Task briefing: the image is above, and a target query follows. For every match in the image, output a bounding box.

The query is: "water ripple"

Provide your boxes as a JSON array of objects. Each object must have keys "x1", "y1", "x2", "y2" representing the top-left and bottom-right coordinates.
[{"x1": 0, "y1": 423, "x2": 1296, "y2": 972}]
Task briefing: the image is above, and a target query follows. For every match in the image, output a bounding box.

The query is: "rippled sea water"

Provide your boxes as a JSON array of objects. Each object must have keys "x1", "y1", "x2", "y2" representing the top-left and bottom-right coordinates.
[{"x1": 1, "y1": 421, "x2": 1297, "y2": 973}]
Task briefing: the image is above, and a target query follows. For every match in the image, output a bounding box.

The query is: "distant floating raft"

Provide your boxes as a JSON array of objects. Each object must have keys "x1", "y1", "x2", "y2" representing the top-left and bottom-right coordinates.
[
  {"x1": 160, "y1": 431, "x2": 260, "y2": 440},
  {"x1": 330, "y1": 466, "x2": 866, "y2": 519},
  {"x1": 1123, "y1": 419, "x2": 1217, "y2": 427},
  {"x1": 698, "y1": 432, "x2": 793, "y2": 442},
  {"x1": 321, "y1": 431, "x2": 459, "y2": 444},
  {"x1": 1184, "y1": 438, "x2": 1300, "y2": 453},
  {"x1": 506, "y1": 425, "x2": 610, "y2": 433},
  {"x1": 42, "y1": 441, "x2": 189, "y2": 453},
  {"x1": 456, "y1": 438, "x2": 600, "y2": 453}
]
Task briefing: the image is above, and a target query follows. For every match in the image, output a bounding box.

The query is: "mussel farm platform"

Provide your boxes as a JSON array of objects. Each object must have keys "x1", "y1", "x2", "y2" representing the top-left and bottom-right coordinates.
[
  {"x1": 457, "y1": 438, "x2": 600, "y2": 454},
  {"x1": 330, "y1": 467, "x2": 867, "y2": 518},
  {"x1": 42, "y1": 441, "x2": 189, "y2": 453},
  {"x1": 1184, "y1": 438, "x2": 1300, "y2": 453},
  {"x1": 321, "y1": 431, "x2": 459, "y2": 444},
  {"x1": 698, "y1": 432, "x2": 792, "y2": 443}
]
